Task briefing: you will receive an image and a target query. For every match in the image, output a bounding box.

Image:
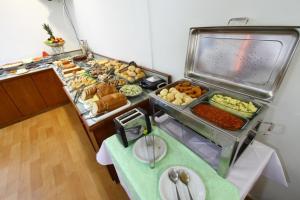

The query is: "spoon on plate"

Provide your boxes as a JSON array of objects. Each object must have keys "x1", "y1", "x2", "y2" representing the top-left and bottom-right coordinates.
[
  {"x1": 168, "y1": 169, "x2": 181, "y2": 200},
  {"x1": 179, "y1": 170, "x2": 193, "y2": 200}
]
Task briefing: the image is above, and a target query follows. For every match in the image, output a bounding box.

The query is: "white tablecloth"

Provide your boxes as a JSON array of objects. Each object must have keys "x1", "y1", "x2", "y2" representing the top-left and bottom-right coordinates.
[
  {"x1": 97, "y1": 139, "x2": 287, "y2": 200},
  {"x1": 97, "y1": 117, "x2": 287, "y2": 200}
]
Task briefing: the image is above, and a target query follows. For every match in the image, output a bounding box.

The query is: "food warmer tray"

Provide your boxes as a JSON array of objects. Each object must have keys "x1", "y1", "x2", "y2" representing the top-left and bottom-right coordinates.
[{"x1": 149, "y1": 26, "x2": 300, "y2": 177}]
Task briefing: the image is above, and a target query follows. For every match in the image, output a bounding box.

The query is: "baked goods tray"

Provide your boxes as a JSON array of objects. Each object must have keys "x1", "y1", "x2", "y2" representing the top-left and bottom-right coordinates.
[{"x1": 63, "y1": 85, "x2": 131, "y2": 126}]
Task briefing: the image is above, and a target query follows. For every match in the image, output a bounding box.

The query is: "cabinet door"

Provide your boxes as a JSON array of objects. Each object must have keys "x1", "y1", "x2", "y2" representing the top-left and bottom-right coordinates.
[
  {"x1": 31, "y1": 69, "x2": 68, "y2": 107},
  {"x1": 0, "y1": 84, "x2": 22, "y2": 126},
  {"x1": 2, "y1": 76, "x2": 47, "y2": 116}
]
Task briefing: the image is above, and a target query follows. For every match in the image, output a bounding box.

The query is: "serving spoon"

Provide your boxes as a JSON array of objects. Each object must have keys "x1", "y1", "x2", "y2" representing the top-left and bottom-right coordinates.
[
  {"x1": 168, "y1": 169, "x2": 181, "y2": 200},
  {"x1": 179, "y1": 170, "x2": 193, "y2": 200}
]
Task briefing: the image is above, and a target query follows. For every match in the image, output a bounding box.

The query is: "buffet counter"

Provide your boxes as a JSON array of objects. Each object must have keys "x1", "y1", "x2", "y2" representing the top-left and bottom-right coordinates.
[{"x1": 0, "y1": 50, "x2": 171, "y2": 151}]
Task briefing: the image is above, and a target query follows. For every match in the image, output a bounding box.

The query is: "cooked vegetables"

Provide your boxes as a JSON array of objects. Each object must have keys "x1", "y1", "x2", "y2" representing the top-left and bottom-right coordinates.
[
  {"x1": 120, "y1": 84, "x2": 143, "y2": 97},
  {"x1": 210, "y1": 94, "x2": 258, "y2": 118}
]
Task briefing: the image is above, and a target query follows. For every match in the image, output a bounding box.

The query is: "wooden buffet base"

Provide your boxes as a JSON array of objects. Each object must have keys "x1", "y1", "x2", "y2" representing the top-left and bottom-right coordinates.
[
  {"x1": 0, "y1": 68, "x2": 69, "y2": 128},
  {"x1": 0, "y1": 104, "x2": 129, "y2": 200}
]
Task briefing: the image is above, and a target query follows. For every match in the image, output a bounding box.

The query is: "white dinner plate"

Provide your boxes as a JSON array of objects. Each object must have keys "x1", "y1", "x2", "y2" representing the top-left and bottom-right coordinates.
[
  {"x1": 159, "y1": 166, "x2": 206, "y2": 200},
  {"x1": 133, "y1": 135, "x2": 167, "y2": 163}
]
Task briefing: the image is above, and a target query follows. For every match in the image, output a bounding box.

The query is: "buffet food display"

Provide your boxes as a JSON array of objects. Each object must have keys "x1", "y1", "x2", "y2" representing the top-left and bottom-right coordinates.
[
  {"x1": 52, "y1": 56, "x2": 153, "y2": 120},
  {"x1": 115, "y1": 62, "x2": 145, "y2": 83}
]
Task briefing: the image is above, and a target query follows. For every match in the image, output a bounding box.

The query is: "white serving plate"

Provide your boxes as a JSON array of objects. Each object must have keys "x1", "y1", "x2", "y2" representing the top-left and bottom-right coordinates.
[
  {"x1": 133, "y1": 135, "x2": 167, "y2": 163},
  {"x1": 159, "y1": 166, "x2": 206, "y2": 200}
]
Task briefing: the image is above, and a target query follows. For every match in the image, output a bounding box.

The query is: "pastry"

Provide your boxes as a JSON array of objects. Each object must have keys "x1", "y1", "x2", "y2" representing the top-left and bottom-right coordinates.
[
  {"x1": 62, "y1": 63, "x2": 76, "y2": 69},
  {"x1": 96, "y1": 83, "x2": 118, "y2": 98},
  {"x1": 81, "y1": 85, "x2": 98, "y2": 100},
  {"x1": 91, "y1": 93, "x2": 127, "y2": 115},
  {"x1": 62, "y1": 66, "x2": 81, "y2": 74}
]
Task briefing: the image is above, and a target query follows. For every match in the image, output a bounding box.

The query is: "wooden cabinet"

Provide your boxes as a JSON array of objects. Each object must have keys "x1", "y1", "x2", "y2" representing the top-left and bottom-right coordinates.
[
  {"x1": 2, "y1": 76, "x2": 47, "y2": 116},
  {"x1": 0, "y1": 85, "x2": 22, "y2": 126},
  {"x1": 31, "y1": 69, "x2": 68, "y2": 107},
  {"x1": 0, "y1": 69, "x2": 69, "y2": 128}
]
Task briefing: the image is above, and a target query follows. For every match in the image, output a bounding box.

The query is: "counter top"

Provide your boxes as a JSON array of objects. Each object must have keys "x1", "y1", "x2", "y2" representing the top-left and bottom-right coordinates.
[
  {"x1": 0, "y1": 50, "x2": 170, "y2": 131},
  {"x1": 0, "y1": 50, "x2": 80, "y2": 82}
]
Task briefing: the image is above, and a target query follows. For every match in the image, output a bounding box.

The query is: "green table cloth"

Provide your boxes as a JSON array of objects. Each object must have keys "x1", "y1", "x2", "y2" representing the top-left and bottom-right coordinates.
[{"x1": 103, "y1": 126, "x2": 239, "y2": 200}]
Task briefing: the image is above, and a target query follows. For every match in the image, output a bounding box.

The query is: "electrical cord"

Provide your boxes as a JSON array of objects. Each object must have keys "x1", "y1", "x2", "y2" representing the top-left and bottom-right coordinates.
[{"x1": 62, "y1": 0, "x2": 81, "y2": 46}]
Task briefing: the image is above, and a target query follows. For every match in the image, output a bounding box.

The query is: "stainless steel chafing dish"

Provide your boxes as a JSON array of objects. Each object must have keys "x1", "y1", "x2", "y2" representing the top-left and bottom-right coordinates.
[{"x1": 149, "y1": 26, "x2": 300, "y2": 177}]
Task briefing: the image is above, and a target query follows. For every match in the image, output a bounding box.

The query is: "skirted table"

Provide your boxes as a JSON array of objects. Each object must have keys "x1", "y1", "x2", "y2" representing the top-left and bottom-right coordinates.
[
  {"x1": 97, "y1": 125, "x2": 287, "y2": 200},
  {"x1": 97, "y1": 126, "x2": 241, "y2": 200}
]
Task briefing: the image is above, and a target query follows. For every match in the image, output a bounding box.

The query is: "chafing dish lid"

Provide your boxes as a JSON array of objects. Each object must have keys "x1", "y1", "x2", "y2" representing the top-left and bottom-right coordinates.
[{"x1": 184, "y1": 26, "x2": 300, "y2": 102}]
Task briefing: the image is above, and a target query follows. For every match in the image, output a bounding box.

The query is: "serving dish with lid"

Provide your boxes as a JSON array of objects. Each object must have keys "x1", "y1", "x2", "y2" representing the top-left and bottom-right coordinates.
[{"x1": 149, "y1": 26, "x2": 300, "y2": 177}]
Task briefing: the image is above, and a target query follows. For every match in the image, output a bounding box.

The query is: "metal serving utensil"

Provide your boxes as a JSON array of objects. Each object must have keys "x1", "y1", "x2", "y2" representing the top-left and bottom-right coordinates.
[
  {"x1": 179, "y1": 170, "x2": 193, "y2": 200},
  {"x1": 168, "y1": 169, "x2": 181, "y2": 200}
]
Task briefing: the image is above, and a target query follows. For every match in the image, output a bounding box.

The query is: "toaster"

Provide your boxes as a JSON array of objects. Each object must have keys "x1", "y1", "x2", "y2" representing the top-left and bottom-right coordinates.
[{"x1": 114, "y1": 108, "x2": 152, "y2": 147}]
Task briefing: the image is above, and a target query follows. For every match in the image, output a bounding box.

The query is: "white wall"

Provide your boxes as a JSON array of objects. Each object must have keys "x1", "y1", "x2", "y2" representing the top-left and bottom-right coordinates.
[
  {"x1": 0, "y1": 0, "x2": 79, "y2": 65},
  {"x1": 70, "y1": 0, "x2": 152, "y2": 68}
]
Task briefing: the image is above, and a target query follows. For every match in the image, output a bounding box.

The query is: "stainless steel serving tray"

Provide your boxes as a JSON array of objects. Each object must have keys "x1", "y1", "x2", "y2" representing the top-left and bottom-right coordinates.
[
  {"x1": 186, "y1": 90, "x2": 264, "y2": 133},
  {"x1": 204, "y1": 91, "x2": 262, "y2": 119},
  {"x1": 190, "y1": 101, "x2": 250, "y2": 131},
  {"x1": 150, "y1": 79, "x2": 209, "y2": 110},
  {"x1": 185, "y1": 26, "x2": 300, "y2": 102}
]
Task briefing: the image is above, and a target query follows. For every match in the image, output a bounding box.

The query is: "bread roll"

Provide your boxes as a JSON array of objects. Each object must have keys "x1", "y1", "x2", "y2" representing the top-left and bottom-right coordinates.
[
  {"x1": 62, "y1": 66, "x2": 81, "y2": 74},
  {"x1": 91, "y1": 100, "x2": 106, "y2": 115},
  {"x1": 62, "y1": 60, "x2": 71, "y2": 65},
  {"x1": 82, "y1": 85, "x2": 98, "y2": 100},
  {"x1": 96, "y1": 83, "x2": 117, "y2": 98},
  {"x1": 102, "y1": 93, "x2": 127, "y2": 111},
  {"x1": 135, "y1": 68, "x2": 142, "y2": 73},
  {"x1": 63, "y1": 63, "x2": 75, "y2": 69},
  {"x1": 91, "y1": 93, "x2": 127, "y2": 115},
  {"x1": 63, "y1": 70, "x2": 85, "y2": 78},
  {"x1": 128, "y1": 65, "x2": 136, "y2": 71}
]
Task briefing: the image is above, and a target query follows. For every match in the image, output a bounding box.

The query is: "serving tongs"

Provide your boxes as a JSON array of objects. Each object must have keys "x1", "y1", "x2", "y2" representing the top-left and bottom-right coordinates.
[
  {"x1": 73, "y1": 82, "x2": 98, "y2": 103},
  {"x1": 83, "y1": 110, "x2": 108, "y2": 121},
  {"x1": 118, "y1": 61, "x2": 138, "y2": 74},
  {"x1": 73, "y1": 85, "x2": 85, "y2": 103}
]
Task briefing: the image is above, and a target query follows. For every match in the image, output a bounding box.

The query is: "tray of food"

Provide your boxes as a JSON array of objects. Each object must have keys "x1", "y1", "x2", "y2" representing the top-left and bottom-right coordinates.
[
  {"x1": 115, "y1": 61, "x2": 145, "y2": 83},
  {"x1": 191, "y1": 102, "x2": 248, "y2": 131},
  {"x1": 80, "y1": 83, "x2": 118, "y2": 101},
  {"x1": 68, "y1": 74, "x2": 96, "y2": 91},
  {"x1": 78, "y1": 83, "x2": 130, "y2": 119},
  {"x1": 107, "y1": 78, "x2": 127, "y2": 88},
  {"x1": 209, "y1": 93, "x2": 261, "y2": 119},
  {"x1": 154, "y1": 80, "x2": 209, "y2": 108},
  {"x1": 1, "y1": 61, "x2": 23, "y2": 70},
  {"x1": 119, "y1": 84, "x2": 143, "y2": 97},
  {"x1": 88, "y1": 63, "x2": 114, "y2": 79},
  {"x1": 55, "y1": 59, "x2": 85, "y2": 78}
]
